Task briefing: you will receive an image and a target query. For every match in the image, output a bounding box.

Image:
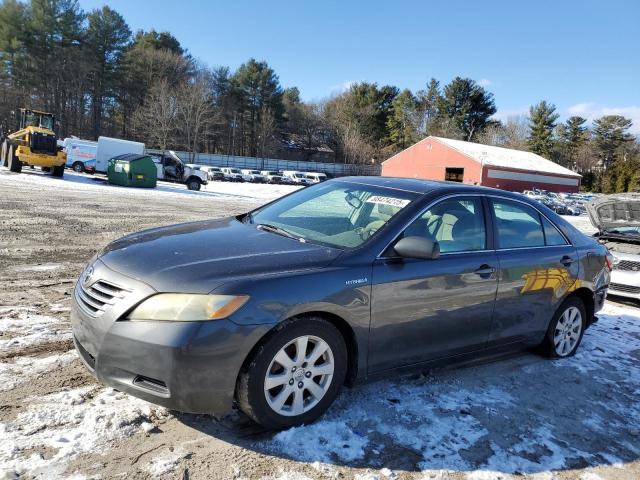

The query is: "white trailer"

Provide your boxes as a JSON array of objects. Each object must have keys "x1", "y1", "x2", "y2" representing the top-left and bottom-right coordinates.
[{"x1": 95, "y1": 136, "x2": 145, "y2": 173}]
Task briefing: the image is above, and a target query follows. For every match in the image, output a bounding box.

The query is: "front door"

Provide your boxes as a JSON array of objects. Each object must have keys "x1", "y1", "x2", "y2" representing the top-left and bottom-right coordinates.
[{"x1": 369, "y1": 196, "x2": 499, "y2": 373}]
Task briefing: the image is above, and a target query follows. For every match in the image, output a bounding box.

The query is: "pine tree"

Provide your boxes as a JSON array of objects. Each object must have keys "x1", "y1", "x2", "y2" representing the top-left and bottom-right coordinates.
[
  {"x1": 387, "y1": 89, "x2": 418, "y2": 151},
  {"x1": 592, "y1": 115, "x2": 634, "y2": 169},
  {"x1": 434, "y1": 77, "x2": 496, "y2": 141},
  {"x1": 527, "y1": 101, "x2": 559, "y2": 158}
]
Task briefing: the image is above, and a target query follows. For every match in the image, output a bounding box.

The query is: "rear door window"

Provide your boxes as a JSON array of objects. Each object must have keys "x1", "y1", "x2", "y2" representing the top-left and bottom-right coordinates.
[
  {"x1": 491, "y1": 199, "x2": 544, "y2": 248},
  {"x1": 541, "y1": 216, "x2": 568, "y2": 246}
]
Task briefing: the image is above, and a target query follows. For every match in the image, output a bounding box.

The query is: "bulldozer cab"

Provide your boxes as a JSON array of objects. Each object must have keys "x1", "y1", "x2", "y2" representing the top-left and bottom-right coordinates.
[{"x1": 19, "y1": 109, "x2": 54, "y2": 131}]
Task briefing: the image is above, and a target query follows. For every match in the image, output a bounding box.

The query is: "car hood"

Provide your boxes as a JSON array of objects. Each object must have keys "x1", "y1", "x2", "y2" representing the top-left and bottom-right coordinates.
[
  {"x1": 587, "y1": 194, "x2": 640, "y2": 233},
  {"x1": 97, "y1": 217, "x2": 342, "y2": 293}
]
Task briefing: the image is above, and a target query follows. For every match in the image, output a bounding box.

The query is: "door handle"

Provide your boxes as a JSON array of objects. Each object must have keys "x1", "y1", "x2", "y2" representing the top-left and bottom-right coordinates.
[
  {"x1": 560, "y1": 255, "x2": 575, "y2": 267},
  {"x1": 474, "y1": 264, "x2": 496, "y2": 276}
]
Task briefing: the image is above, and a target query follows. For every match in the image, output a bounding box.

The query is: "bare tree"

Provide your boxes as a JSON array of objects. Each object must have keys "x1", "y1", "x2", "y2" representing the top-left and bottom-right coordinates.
[
  {"x1": 133, "y1": 80, "x2": 178, "y2": 152},
  {"x1": 176, "y1": 74, "x2": 213, "y2": 161},
  {"x1": 257, "y1": 105, "x2": 278, "y2": 158}
]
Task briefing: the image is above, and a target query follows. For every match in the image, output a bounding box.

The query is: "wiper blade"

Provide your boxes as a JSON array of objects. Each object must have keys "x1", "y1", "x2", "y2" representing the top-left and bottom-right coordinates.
[{"x1": 256, "y1": 223, "x2": 305, "y2": 242}]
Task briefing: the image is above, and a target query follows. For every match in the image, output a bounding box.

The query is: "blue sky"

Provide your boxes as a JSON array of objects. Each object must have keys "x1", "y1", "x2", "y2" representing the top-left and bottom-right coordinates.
[{"x1": 79, "y1": 0, "x2": 640, "y2": 132}]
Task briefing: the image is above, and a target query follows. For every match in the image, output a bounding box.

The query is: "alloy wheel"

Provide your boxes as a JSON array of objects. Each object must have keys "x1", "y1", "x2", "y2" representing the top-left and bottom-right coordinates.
[
  {"x1": 553, "y1": 306, "x2": 582, "y2": 356},
  {"x1": 264, "y1": 335, "x2": 334, "y2": 416}
]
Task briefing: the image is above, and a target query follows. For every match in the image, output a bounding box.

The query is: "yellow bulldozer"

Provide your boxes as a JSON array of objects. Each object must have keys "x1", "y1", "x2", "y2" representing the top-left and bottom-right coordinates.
[{"x1": 0, "y1": 108, "x2": 67, "y2": 176}]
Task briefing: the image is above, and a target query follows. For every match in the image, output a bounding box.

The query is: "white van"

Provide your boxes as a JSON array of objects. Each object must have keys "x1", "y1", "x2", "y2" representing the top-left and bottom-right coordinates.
[
  {"x1": 241, "y1": 169, "x2": 267, "y2": 183},
  {"x1": 306, "y1": 172, "x2": 327, "y2": 183},
  {"x1": 282, "y1": 170, "x2": 312, "y2": 185},
  {"x1": 95, "y1": 137, "x2": 145, "y2": 173}
]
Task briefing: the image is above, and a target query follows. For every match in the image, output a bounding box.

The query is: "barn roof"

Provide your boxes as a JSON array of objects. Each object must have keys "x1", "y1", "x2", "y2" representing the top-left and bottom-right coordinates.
[{"x1": 430, "y1": 136, "x2": 581, "y2": 178}]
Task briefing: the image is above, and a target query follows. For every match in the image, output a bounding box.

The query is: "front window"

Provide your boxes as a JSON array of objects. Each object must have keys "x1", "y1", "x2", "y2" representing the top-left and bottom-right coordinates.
[{"x1": 247, "y1": 182, "x2": 418, "y2": 248}]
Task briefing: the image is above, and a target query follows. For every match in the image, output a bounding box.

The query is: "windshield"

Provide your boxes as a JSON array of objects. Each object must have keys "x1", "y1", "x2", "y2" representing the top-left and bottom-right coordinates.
[
  {"x1": 230, "y1": 169, "x2": 241, "y2": 174},
  {"x1": 247, "y1": 181, "x2": 418, "y2": 248},
  {"x1": 294, "y1": 173, "x2": 306, "y2": 178}
]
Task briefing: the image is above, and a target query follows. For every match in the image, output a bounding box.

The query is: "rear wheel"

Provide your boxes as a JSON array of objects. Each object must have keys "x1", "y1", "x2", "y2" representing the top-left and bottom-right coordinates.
[
  {"x1": 52, "y1": 165, "x2": 65, "y2": 177},
  {"x1": 540, "y1": 297, "x2": 586, "y2": 358},
  {"x1": 72, "y1": 162, "x2": 84, "y2": 173},
  {"x1": 236, "y1": 317, "x2": 347, "y2": 430},
  {"x1": 7, "y1": 144, "x2": 22, "y2": 173},
  {"x1": 0, "y1": 140, "x2": 7, "y2": 167}
]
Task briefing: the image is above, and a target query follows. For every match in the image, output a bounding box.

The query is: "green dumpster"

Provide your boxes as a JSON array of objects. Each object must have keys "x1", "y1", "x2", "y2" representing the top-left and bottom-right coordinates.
[{"x1": 107, "y1": 154, "x2": 157, "y2": 188}]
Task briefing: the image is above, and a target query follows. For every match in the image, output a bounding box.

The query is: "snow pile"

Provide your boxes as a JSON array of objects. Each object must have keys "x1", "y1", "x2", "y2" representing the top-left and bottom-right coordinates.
[
  {"x1": 145, "y1": 447, "x2": 190, "y2": 476},
  {"x1": 0, "y1": 350, "x2": 77, "y2": 392},
  {"x1": 0, "y1": 387, "x2": 170, "y2": 478},
  {"x1": 0, "y1": 308, "x2": 70, "y2": 351},
  {"x1": 271, "y1": 420, "x2": 368, "y2": 463}
]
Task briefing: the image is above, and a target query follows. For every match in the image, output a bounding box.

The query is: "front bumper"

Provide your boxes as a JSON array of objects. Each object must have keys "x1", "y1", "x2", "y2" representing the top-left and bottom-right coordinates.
[{"x1": 71, "y1": 259, "x2": 268, "y2": 414}]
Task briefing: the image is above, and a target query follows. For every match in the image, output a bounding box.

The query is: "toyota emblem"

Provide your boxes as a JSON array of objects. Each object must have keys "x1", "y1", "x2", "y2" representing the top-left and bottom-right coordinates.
[{"x1": 83, "y1": 266, "x2": 94, "y2": 286}]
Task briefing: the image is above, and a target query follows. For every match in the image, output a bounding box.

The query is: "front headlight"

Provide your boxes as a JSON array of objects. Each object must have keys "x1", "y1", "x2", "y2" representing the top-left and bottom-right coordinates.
[{"x1": 126, "y1": 294, "x2": 249, "y2": 321}]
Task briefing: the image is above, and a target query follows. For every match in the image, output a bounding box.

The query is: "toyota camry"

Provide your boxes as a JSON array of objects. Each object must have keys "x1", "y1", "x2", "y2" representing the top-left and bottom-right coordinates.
[{"x1": 72, "y1": 177, "x2": 611, "y2": 429}]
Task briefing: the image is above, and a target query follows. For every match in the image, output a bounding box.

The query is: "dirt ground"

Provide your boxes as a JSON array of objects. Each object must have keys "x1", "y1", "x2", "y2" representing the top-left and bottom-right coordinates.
[{"x1": 1, "y1": 168, "x2": 639, "y2": 480}]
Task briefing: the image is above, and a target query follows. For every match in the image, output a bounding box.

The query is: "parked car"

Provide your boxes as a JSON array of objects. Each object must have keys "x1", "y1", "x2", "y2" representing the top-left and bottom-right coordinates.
[
  {"x1": 200, "y1": 166, "x2": 225, "y2": 181},
  {"x1": 306, "y1": 172, "x2": 327, "y2": 183},
  {"x1": 72, "y1": 178, "x2": 610, "y2": 430},
  {"x1": 220, "y1": 167, "x2": 246, "y2": 182},
  {"x1": 588, "y1": 194, "x2": 640, "y2": 300},
  {"x1": 282, "y1": 170, "x2": 312, "y2": 185},
  {"x1": 241, "y1": 169, "x2": 267, "y2": 183},
  {"x1": 261, "y1": 170, "x2": 284, "y2": 184}
]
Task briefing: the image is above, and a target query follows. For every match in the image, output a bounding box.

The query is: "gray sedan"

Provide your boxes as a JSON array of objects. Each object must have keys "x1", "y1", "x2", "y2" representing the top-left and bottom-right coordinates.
[{"x1": 72, "y1": 177, "x2": 611, "y2": 429}]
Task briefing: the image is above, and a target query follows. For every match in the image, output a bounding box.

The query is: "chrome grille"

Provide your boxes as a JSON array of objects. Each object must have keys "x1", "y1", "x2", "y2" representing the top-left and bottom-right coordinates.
[
  {"x1": 609, "y1": 283, "x2": 640, "y2": 294},
  {"x1": 76, "y1": 279, "x2": 130, "y2": 316},
  {"x1": 615, "y1": 260, "x2": 640, "y2": 271}
]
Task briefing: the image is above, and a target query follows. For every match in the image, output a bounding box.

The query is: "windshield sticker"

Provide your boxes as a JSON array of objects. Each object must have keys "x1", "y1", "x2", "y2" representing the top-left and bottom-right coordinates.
[{"x1": 366, "y1": 196, "x2": 411, "y2": 208}]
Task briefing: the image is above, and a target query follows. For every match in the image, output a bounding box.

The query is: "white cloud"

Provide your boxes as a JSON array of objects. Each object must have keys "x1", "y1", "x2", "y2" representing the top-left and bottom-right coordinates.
[
  {"x1": 492, "y1": 107, "x2": 529, "y2": 123},
  {"x1": 566, "y1": 103, "x2": 640, "y2": 135},
  {"x1": 328, "y1": 80, "x2": 357, "y2": 96},
  {"x1": 477, "y1": 78, "x2": 492, "y2": 88}
]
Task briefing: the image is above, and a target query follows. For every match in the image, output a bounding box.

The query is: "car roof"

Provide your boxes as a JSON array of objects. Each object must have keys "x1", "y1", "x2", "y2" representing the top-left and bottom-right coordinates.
[{"x1": 336, "y1": 176, "x2": 526, "y2": 199}]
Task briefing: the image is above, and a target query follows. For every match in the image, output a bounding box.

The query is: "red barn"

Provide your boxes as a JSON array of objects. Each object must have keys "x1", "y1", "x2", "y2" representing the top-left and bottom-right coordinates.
[{"x1": 381, "y1": 136, "x2": 581, "y2": 193}]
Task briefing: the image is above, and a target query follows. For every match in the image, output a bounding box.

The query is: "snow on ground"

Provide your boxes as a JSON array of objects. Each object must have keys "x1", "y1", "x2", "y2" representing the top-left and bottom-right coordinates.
[
  {"x1": 563, "y1": 214, "x2": 597, "y2": 236},
  {"x1": 0, "y1": 168, "x2": 300, "y2": 203},
  {"x1": 0, "y1": 351, "x2": 76, "y2": 393},
  {"x1": 0, "y1": 387, "x2": 169, "y2": 478},
  {"x1": 262, "y1": 301, "x2": 640, "y2": 476},
  {"x1": 0, "y1": 307, "x2": 71, "y2": 351}
]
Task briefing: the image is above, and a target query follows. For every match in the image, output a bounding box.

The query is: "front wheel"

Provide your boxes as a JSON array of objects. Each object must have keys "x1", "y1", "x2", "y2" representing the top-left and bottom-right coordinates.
[
  {"x1": 72, "y1": 162, "x2": 84, "y2": 173},
  {"x1": 540, "y1": 297, "x2": 586, "y2": 358},
  {"x1": 236, "y1": 317, "x2": 347, "y2": 430},
  {"x1": 186, "y1": 179, "x2": 201, "y2": 191},
  {"x1": 7, "y1": 144, "x2": 22, "y2": 173}
]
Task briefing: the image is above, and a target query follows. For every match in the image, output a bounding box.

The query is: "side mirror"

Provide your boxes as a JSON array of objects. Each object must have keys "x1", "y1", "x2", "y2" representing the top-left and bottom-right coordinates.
[{"x1": 393, "y1": 236, "x2": 440, "y2": 260}]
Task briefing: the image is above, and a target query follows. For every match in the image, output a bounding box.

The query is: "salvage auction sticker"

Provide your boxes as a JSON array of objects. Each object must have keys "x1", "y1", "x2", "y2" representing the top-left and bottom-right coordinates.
[{"x1": 366, "y1": 196, "x2": 411, "y2": 208}]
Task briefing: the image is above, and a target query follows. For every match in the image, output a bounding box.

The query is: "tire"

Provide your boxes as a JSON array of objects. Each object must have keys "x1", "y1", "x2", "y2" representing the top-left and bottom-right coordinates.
[
  {"x1": 0, "y1": 140, "x2": 7, "y2": 167},
  {"x1": 236, "y1": 317, "x2": 347, "y2": 430},
  {"x1": 7, "y1": 144, "x2": 22, "y2": 173},
  {"x1": 539, "y1": 296, "x2": 586, "y2": 358},
  {"x1": 186, "y1": 179, "x2": 201, "y2": 191},
  {"x1": 52, "y1": 165, "x2": 64, "y2": 177},
  {"x1": 72, "y1": 162, "x2": 84, "y2": 173}
]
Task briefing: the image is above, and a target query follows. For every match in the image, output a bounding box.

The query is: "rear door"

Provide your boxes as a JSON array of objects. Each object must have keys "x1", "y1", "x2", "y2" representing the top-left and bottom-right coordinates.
[
  {"x1": 369, "y1": 195, "x2": 499, "y2": 372},
  {"x1": 488, "y1": 197, "x2": 579, "y2": 346}
]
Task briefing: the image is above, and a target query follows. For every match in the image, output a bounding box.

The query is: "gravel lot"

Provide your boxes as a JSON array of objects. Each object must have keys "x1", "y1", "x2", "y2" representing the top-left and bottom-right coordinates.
[{"x1": 1, "y1": 168, "x2": 639, "y2": 480}]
